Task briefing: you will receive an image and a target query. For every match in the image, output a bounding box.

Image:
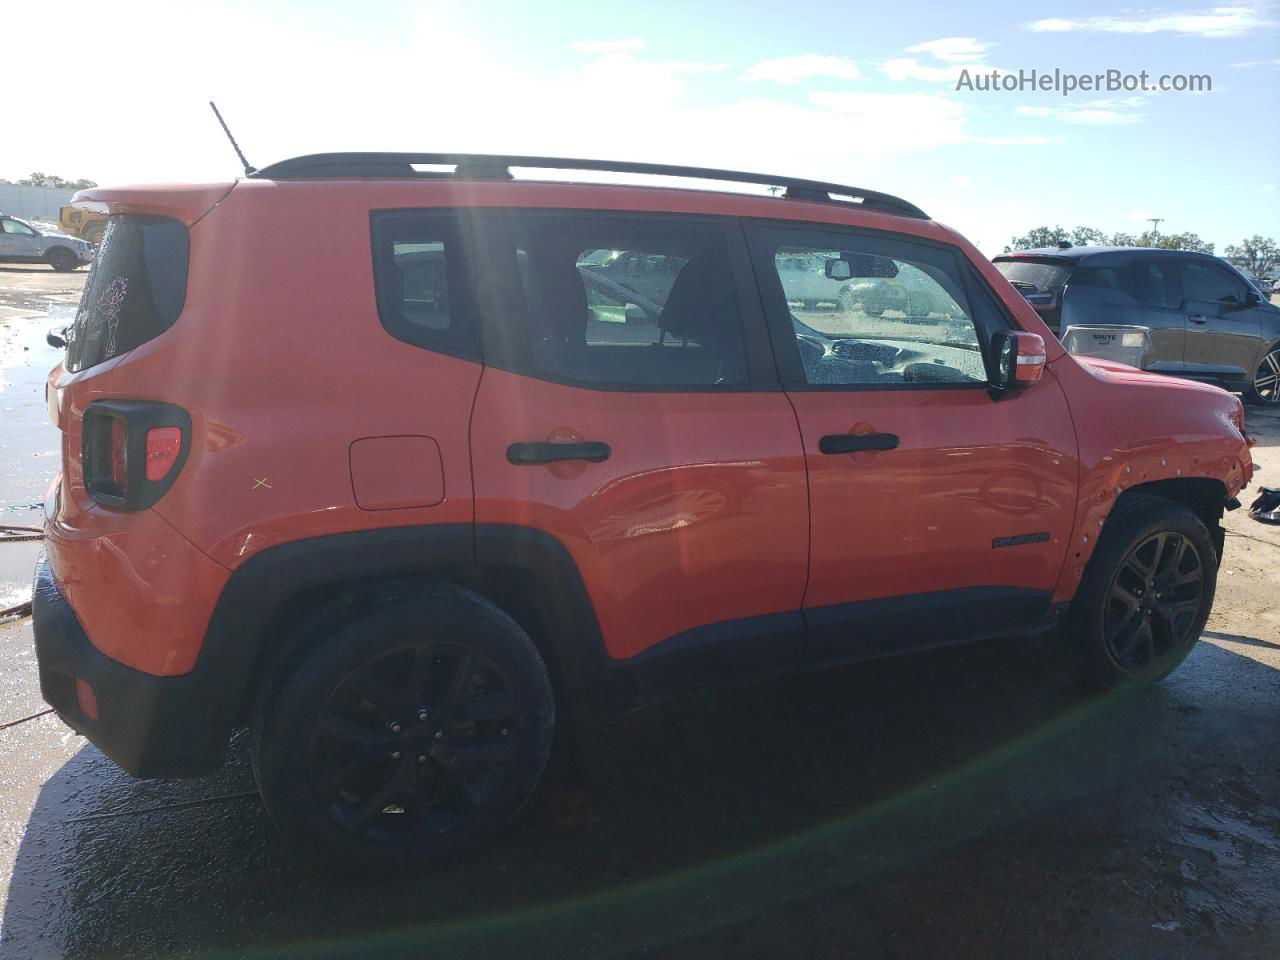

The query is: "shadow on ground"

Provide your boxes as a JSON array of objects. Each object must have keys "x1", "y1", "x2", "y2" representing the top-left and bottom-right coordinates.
[{"x1": 3, "y1": 634, "x2": 1277, "y2": 960}]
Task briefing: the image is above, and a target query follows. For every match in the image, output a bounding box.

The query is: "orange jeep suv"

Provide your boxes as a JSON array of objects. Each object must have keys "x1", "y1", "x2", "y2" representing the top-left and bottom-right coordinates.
[{"x1": 33, "y1": 154, "x2": 1254, "y2": 867}]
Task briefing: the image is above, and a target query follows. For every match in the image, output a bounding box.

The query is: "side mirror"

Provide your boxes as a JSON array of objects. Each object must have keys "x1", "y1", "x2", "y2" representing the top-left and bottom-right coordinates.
[
  {"x1": 990, "y1": 330, "x2": 1046, "y2": 392},
  {"x1": 47, "y1": 325, "x2": 69, "y2": 349},
  {"x1": 824, "y1": 259, "x2": 852, "y2": 281}
]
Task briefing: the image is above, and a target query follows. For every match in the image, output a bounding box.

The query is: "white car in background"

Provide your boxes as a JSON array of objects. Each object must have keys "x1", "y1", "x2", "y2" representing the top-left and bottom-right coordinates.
[{"x1": 0, "y1": 214, "x2": 94, "y2": 272}]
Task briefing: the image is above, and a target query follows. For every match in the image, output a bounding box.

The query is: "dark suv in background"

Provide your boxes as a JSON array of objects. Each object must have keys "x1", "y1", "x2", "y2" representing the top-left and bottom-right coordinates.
[{"x1": 995, "y1": 247, "x2": 1280, "y2": 404}]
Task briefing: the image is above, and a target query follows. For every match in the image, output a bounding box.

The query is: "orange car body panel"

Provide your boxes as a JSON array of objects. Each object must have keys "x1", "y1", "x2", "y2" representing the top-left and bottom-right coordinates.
[
  {"x1": 791, "y1": 368, "x2": 1080, "y2": 611},
  {"x1": 469, "y1": 367, "x2": 809, "y2": 660}
]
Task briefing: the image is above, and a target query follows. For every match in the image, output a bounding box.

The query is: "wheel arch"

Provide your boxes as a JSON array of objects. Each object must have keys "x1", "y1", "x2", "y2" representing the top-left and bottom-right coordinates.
[
  {"x1": 211, "y1": 525, "x2": 609, "y2": 734},
  {"x1": 1113, "y1": 477, "x2": 1228, "y2": 558}
]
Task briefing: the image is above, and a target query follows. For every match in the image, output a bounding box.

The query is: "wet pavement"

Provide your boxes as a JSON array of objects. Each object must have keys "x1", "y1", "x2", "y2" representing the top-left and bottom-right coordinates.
[{"x1": 0, "y1": 264, "x2": 1277, "y2": 959}]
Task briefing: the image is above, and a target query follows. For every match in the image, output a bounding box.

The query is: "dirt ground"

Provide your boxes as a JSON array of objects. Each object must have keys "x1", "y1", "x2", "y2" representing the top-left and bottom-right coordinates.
[{"x1": 0, "y1": 264, "x2": 1277, "y2": 960}]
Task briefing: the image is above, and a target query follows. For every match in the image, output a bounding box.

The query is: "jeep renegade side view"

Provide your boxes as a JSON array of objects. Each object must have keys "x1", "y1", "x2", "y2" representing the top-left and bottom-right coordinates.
[{"x1": 33, "y1": 154, "x2": 1254, "y2": 868}]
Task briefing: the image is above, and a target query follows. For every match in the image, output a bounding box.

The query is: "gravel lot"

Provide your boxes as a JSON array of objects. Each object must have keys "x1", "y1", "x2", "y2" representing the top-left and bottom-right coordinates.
[{"x1": 1, "y1": 264, "x2": 1277, "y2": 960}]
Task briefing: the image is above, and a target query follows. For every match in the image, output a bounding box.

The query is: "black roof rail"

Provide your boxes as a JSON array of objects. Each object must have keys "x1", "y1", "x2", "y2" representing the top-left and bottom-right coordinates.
[{"x1": 249, "y1": 153, "x2": 929, "y2": 219}]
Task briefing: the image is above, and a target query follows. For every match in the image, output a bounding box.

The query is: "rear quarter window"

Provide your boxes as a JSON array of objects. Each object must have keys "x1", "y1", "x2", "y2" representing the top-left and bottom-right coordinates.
[{"x1": 65, "y1": 216, "x2": 189, "y2": 373}]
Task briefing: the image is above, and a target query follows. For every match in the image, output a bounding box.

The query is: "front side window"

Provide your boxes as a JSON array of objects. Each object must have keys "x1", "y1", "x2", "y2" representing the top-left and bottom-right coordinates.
[
  {"x1": 484, "y1": 215, "x2": 749, "y2": 388},
  {"x1": 1181, "y1": 259, "x2": 1248, "y2": 304},
  {"x1": 755, "y1": 229, "x2": 992, "y2": 388},
  {"x1": 2, "y1": 217, "x2": 36, "y2": 236}
]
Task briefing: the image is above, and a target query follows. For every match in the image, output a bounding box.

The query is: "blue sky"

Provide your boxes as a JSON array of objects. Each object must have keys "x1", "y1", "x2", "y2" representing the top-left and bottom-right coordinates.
[{"x1": 6, "y1": 0, "x2": 1278, "y2": 253}]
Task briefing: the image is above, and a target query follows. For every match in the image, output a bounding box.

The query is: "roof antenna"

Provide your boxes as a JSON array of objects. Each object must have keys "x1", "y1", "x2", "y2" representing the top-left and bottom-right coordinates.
[{"x1": 209, "y1": 101, "x2": 256, "y2": 176}]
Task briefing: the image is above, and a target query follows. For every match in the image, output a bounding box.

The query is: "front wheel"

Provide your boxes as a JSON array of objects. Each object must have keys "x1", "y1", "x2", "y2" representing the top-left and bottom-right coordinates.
[
  {"x1": 46, "y1": 248, "x2": 80, "y2": 272},
  {"x1": 252, "y1": 586, "x2": 555, "y2": 870},
  {"x1": 1244, "y1": 346, "x2": 1280, "y2": 405},
  {"x1": 1065, "y1": 494, "x2": 1217, "y2": 690}
]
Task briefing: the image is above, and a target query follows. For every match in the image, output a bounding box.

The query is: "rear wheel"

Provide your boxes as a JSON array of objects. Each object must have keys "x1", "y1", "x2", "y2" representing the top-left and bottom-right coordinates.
[
  {"x1": 1065, "y1": 494, "x2": 1217, "y2": 689},
  {"x1": 46, "y1": 247, "x2": 79, "y2": 272},
  {"x1": 83, "y1": 223, "x2": 105, "y2": 246},
  {"x1": 1245, "y1": 346, "x2": 1280, "y2": 405},
  {"x1": 252, "y1": 585, "x2": 555, "y2": 870}
]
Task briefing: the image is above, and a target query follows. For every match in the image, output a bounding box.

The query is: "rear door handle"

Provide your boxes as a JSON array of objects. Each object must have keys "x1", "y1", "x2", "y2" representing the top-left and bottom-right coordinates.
[
  {"x1": 819, "y1": 433, "x2": 900, "y2": 454},
  {"x1": 1189, "y1": 314, "x2": 1208, "y2": 324},
  {"x1": 507, "y1": 441, "x2": 612, "y2": 465}
]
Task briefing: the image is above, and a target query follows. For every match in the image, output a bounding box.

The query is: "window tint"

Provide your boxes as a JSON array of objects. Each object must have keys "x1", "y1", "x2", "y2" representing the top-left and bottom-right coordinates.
[
  {"x1": 371, "y1": 215, "x2": 477, "y2": 357},
  {"x1": 1133, "y1": 259, "x2": 1182, "y2": 310},
  {"x1": 493, "y1": 216, "x2": 748, "y2": 387},
  {"x1": 993, "y1": 258, "x2": 1071, "y2": 294},
  {"x1": 65, "y1": 216, "x2": 189, "y2": 373},
  {"x1": 1182, "y1": 259, "x2": 1247, "y2": 304},
  {"x1": 1070, "y1": 265, "x2": 1126, "y2": 291},
  {"x1": 762, "y1": 233, "x2": 989, "y2": 387}
]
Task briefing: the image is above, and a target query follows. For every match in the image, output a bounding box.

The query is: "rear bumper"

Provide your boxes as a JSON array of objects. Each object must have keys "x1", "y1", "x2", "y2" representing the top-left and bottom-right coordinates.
[{"x1": 32, "y1": 555, "x2": 229, "y2": 778}]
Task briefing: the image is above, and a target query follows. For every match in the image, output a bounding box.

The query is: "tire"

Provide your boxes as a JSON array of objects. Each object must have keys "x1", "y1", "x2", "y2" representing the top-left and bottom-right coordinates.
[
  {"x1": 251, "y1": 584, "x2": 555, "y2": 870},
  {"x1": 1244, "y1": 345, "x2": 1280, "y2": 405},
  {"x1": 1065, "y1": 494, "x2": 1218, "y2": 690},
  {"x1": 46, "y1": 247, "x2": 80, "y2": 272},
  {"x1": 83, "y1": 223, "x2": 105, "y2": 246}
]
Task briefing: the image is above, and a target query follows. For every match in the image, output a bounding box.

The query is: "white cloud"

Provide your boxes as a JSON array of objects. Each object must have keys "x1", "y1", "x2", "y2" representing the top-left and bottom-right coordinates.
[
  {"x1": 882, "y1": 58, "x2": 976, "y2": 84},
  {"x1": 905, "y1": 37, "x2": 993, "y2": 62},
  {"x1": 1017, "y1": 99, "x2": 1146, "y2": 126},
  {"x1": 808, "y1": 91, "x2": 1054, "y2": 149},
  {"x1": 740, "y1": 54, "x2": 860, "y2": 84},
  {"x1": 1230, "y1": 57, "x2": 1280, "y2": 67},
  {"x1": 1026, "y1": 5, "x2": 1273, "y2": 38},
  {"x1": 570, "y1": 38, "x2": 645, "y2": 54}
]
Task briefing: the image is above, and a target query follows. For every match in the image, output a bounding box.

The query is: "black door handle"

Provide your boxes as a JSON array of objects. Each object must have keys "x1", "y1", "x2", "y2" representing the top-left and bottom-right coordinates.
[
  {"x1": 1188, "y1": 314, "x2": 1208, "y2": 324},
  {"x1": 507, "y1": 441, "x2": 612, "y2": 465},
  {"x1": 819, "y1": 433, "x2": 900, "y2": 454}
]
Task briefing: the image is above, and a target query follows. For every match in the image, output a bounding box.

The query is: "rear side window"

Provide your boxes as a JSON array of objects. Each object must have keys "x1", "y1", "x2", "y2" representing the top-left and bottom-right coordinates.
[
  {"x1": 480, "y1": 215, "x2": 749, "y2": 388},
  {"x1": 371, "y1": 214, "x2": 478, "y2": 358},
  {"x1": 66, "y1": 216, "x2": 188, "y2": 373},
  {"x1": 1133, "y1": 259, "x2": 1183, "y2": 310},
  {"x1": 1069, "y1": 264, "x2": 1127, "y2": 291}
]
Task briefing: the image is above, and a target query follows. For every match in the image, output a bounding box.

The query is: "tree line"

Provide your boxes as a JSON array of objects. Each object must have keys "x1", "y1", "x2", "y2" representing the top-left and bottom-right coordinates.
[
  {"x1": 1005, "y1": 227, "x2": 1278, "y2": 277},
  {"x1": 1, "y1": 172, "x2": 99, "y2": 190}
]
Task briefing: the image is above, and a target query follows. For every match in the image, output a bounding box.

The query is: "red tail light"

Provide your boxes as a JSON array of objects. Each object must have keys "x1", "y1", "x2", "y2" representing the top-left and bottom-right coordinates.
[
  {"x1": 145, "y1": 427, "x2": 183, "y2": 481},
  {"x1": 83, "y1": 401, "x2": 191, "y2": 509}
]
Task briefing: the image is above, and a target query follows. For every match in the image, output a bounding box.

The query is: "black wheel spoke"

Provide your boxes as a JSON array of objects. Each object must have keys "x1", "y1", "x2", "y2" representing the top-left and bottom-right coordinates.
[
  {"x1": 349, "y1": 778, "x2": 404, "y2": 827},
  {"x1": 456, "y1": 691, "x2": 516, "y2": 725},
  {"x1": 346, "y1": 672, "x2": 398, "y2": 711},
  {"x1": 439, "y1": 653, "x2": 474, "y2": 719},
  {"x1": 438, "y1": 763, "x2": 475, "y2": 814},
  {"x1": 451, "y1": 738, "x2": 516, "y2": 768},
  {"x1": 405, "y1": 643, "x2": 436, "y2": 701},
  {"x1": 1139, "y1": 619, "x2": 1156, "y2": 663},
  {"x1": 316, "y1": 714, "x2": 391, "y2": 753}
]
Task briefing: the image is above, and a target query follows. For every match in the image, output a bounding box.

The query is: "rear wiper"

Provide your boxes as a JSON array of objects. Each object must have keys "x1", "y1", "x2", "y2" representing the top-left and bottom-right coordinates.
[{"x1": 1008, "y1": 280, "x2": 1039, "y2": 293}]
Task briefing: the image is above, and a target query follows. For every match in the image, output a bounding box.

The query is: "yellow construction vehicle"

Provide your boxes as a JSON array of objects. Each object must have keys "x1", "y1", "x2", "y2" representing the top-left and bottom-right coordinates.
[{"x1": 59, "y1": 205, "x2": 108, "y2": 244}]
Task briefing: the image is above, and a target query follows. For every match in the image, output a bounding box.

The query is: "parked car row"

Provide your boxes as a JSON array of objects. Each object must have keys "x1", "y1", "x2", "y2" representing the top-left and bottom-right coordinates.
[{"x1": 995, "y1": 246, "x2": 1280, "y2": 404}]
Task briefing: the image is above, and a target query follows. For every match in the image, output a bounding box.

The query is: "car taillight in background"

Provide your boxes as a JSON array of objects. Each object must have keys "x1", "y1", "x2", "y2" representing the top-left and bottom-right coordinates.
[{"x1": 82, "y1": 401, "x2": 191, "y2": 509}]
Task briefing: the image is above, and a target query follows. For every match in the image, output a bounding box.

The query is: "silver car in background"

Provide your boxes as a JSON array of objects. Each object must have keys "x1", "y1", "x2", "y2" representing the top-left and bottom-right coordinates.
[
  {"x1": 995, "y1": 246, "x2": 1280, "y2": 405},
  {"x1": 0, "y1": 215, "x2": 94, "y2": 272}
]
